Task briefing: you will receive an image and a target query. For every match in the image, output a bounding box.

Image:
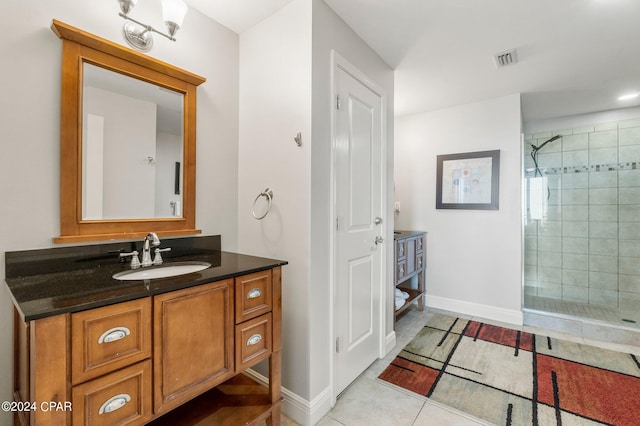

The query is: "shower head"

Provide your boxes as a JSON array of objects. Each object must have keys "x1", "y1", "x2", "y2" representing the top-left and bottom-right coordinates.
[
  {"x1": 531, "y1": 135, "x2": 562, "y2": 152},
  {"x1": 530, "y1": 134, "x2": 562, "y2": 179}
]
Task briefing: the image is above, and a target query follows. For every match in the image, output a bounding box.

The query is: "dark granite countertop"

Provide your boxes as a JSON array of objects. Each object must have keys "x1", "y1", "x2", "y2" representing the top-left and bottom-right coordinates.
[
  {"x1": 393, "y1": 230, "x2": 426, "y2": 240},
  {"x1": 5, "y1": 236, "x2": 287, "y2": 322}
]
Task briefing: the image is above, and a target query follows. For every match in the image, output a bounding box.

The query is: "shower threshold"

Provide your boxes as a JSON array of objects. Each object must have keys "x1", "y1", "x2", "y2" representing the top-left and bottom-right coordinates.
[
  {"x1": 523, "y1": 306, "x2": 640, "y2": 351},
  {"x1": 524, "y1": 295, "x2": 640, "y2": 328}
]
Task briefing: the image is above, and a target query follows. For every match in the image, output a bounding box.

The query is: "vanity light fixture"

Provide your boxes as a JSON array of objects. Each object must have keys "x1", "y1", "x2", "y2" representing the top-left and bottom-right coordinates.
[
  {"x1": 618, "y1": 92, "x2": 639, "y2": 101},
  {"x1": 117, "y1": 0, "x2": 188, "y2": 52}
]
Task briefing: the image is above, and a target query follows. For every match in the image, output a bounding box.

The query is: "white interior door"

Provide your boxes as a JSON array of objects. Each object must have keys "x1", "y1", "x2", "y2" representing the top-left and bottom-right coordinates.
[{"x1": 333, "y1": 61, "x2": 384, "y2": 396}]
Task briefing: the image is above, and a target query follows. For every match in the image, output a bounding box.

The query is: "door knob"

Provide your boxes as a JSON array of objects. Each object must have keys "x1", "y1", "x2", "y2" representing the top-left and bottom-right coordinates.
[
  {"x1": 374, "y1": 236, "x2": 384, "y2": 245},
  {"x1": 373, "y1": 217, "x2": 383, "y2": 225}
]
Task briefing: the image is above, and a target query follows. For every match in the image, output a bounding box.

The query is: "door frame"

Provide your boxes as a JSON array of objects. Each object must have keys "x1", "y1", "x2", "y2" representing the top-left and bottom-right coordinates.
[{"x1": 329, "y1": 50, "x2": 389, "y2": 403}]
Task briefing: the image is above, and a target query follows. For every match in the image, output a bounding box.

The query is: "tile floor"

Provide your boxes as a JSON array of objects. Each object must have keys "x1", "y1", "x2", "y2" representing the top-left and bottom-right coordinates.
[{"x1": 280, "y1": 305, "x2": 640, "y2": 426}]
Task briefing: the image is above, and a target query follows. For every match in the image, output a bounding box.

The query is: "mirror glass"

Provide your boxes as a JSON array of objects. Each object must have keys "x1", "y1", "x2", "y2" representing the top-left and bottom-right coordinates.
[{"x1": 82, "y1": 62, "x2": 184, "y2": 220}]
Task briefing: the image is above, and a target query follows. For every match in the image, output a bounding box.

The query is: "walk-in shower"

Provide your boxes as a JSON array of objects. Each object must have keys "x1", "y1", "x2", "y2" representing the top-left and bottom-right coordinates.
[{"x1": 522, "y1": 117, "x2": 640, "y2": 337}]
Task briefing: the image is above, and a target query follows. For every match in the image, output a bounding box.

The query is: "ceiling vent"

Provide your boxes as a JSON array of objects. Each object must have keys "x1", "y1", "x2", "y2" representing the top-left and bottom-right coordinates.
[{"x1": 493, "y1": 48, "x2": 518, "y2": 69}]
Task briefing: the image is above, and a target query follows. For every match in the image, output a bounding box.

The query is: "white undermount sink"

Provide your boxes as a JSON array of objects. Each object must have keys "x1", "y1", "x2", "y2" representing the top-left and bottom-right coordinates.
[{"x1": 112, "y1": 261, "x2": 211, "y2": 281}]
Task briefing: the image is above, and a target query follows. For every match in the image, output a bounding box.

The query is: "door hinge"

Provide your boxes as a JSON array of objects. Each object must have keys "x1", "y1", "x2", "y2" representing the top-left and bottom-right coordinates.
[
  {"x1": 336, "y1": 94, "x2": 341, "y2": 110},
  {"x1": 335, "y1": 337, "x2": 340, "y2": 353},
  {"x1": 336, "y1": 216, "x2": 342, "y2": 231}
]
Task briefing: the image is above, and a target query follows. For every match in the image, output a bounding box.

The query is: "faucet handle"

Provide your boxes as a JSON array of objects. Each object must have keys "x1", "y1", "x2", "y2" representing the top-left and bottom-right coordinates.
[
  {"x1": 120, "y1": 251, "x2": 141, "y2": 269},
  {"x1": 153, "y1": 247, "x2": 171, "y2": 265}
]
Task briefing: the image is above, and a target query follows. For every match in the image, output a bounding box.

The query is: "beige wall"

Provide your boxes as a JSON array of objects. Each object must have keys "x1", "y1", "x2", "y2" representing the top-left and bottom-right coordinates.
[
  {"x1": 0, "y1": 2, "x2": 239, "y2": 424},
  {"x1": 395, "y1": 94, "x2": 523, "y2": 324},
  {"x1": 0, "y1": 1, "x2": 393, "y2": 424},
  {"x1": 238, "y1": 0, "x2": 313, "y2": 411},
  {"x1": 238, "y1": 0, "x2": 393, "y2": 423}
]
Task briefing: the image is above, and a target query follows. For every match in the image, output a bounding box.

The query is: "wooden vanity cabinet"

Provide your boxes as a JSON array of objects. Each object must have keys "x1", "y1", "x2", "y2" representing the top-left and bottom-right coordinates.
[
  {"x1": 13, "y1": 266, "x2": 282, "y2": 426},
  {"x1": 394, "y1": 231, "x2": 426, "y2": 323},
  {"x1": 12, "y1": 299, "x2": 154, "y2": 426}
]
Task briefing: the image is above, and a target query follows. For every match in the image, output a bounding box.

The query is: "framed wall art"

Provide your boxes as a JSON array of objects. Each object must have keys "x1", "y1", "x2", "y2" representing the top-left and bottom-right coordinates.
[{"x1": 436, "y1": 150, "x2": 500, "y2": 210}]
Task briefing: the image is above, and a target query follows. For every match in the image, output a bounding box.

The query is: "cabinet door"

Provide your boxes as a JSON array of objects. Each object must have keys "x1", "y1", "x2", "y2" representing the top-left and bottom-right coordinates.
[{"x1": 153, "y1": 279, "x2": 234, "y2": 414}]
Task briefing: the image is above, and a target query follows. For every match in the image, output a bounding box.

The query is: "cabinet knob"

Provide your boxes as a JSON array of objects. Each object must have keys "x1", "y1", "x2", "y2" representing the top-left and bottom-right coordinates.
[
  {"x1": 98, "y1": 393, "x2": 131, "y2": 414},
  {"x1": 98, "y1": 327, "x2": 131, "y2": 344},
  {"x1": 247, "y1": 288, "x2": 262, "y2": 299},
  {"x1": 247, "y1": 334, "x2": 263, "y2": 346}
]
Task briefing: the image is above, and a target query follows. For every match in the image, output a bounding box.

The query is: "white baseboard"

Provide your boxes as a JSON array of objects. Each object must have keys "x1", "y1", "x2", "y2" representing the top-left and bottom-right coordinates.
[
  {"x1": 426, "y1": 295, "x2": 523, "y2": 326},
  {"x1": 308, "y1": 386, "x2": 333, "y2": 425},
  {"x1": 244, "y1": 369, "x2": 332, "y2": 426},
  {"x1": 384, "y1": 330, "x2": 396, "y2": 356}
]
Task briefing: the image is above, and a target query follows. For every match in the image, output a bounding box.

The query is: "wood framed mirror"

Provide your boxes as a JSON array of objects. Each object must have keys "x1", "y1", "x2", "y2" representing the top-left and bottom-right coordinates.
[{"x1": 51, "y1": 20, "x2": 205, "y2": 243}]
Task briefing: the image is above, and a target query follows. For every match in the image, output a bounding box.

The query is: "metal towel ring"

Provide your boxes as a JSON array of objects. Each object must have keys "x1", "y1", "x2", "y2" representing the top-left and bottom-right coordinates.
[{"x1": 252, "y1": 188, "x2": 273, "y2": 220}]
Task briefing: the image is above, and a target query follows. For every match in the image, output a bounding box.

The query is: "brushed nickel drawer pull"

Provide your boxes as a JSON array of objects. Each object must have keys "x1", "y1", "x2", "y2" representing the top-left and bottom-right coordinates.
[
  {"x1": 99, "y1": 393, "x2": 131, "y2": 414},
  {"x1": 247, "y1": 333, "x2": 263, "y2": 346},
  {"x1": 98, "y1": 327, "x2": 131, "y2": 344},
  {"x1": 247, "y1": 288, "x2": 262, "y2": 299}
]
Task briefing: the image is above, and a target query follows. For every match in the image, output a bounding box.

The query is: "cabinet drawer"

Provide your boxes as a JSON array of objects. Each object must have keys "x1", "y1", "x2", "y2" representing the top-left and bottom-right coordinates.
[
  {"x1": 416, "y1": 252, "x2": 424, "y2": 270},
  {"x1": 72, "y1": 360, "x2": 152, "y2": 426},
  {"x1": 72, "y1": 298, "x2": 151, "y2": 384},
  {"x1": 396, "y1": 240, "x2": 408, "y2": 261},
  {"x1": 235, "y1": 270, "x2": 272, "y2": 323},
  {"x1": 235, "y1": 313, "x2": 272, "y2": 371},
  {"x1": 396, "y1": 260, "x2": 407, "y2": 283},
  {"x1": 416, "y1": 236, "x2": 424, "y2": 253}
]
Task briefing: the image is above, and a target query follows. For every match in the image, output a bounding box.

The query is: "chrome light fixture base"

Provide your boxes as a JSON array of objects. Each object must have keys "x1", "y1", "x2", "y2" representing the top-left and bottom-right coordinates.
[{"x1": 122, "y1": 21, "x2": 153, "y2": 52}]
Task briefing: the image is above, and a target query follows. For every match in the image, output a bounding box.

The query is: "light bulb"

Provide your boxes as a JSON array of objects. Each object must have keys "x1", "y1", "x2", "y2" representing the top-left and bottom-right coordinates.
[
  {"x1": 618, "y1": 93, "x2": 639, "y2": 101},
  {"x1": 118, "y1": 0, "x2": 138, "y2": 15},
  {"x1": 161, "y1": 0, "x2": 188, "y2": 37}
]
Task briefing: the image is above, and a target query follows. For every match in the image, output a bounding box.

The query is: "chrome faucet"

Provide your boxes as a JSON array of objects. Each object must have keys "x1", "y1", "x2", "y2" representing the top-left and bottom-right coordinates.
[{"x1": 141, "y1": 232, "x2": 161, "y2": 267}]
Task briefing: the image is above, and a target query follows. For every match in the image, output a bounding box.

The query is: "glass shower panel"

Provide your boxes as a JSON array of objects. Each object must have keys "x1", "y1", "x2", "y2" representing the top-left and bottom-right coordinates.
[{"x1": 523, "y1": 117, "x2": 640, "y2": 328}]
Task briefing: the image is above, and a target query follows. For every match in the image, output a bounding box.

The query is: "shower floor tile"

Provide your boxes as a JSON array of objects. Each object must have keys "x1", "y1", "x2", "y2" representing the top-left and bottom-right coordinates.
[{"x1": 524, "y1": 294, "x2": 640, "y2": 328}]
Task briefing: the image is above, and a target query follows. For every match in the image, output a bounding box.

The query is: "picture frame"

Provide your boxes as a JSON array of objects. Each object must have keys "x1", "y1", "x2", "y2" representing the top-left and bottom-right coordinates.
[{"x1": 436, "y1": 150, "x2": 500, "y2": 210}]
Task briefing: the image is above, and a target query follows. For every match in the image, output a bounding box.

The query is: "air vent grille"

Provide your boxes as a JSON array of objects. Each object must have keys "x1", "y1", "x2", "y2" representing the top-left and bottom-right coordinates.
[{"x1": 493, "y1": 49, "x2": 518, "y2": 68}]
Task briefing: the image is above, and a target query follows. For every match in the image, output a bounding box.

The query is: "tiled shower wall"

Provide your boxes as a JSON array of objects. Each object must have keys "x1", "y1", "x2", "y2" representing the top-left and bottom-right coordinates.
[{"x1": 524, "y1": 117, "x2": 640, "y2": 311}]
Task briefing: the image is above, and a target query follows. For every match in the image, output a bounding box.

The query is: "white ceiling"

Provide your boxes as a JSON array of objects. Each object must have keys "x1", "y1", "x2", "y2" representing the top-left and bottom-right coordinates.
[
  {"x1": 186, "y1": 0, "x2": 640, "y2": 122},
  {"x1": 184, "y1": 0, "x2": 295, "y2": 34}
]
